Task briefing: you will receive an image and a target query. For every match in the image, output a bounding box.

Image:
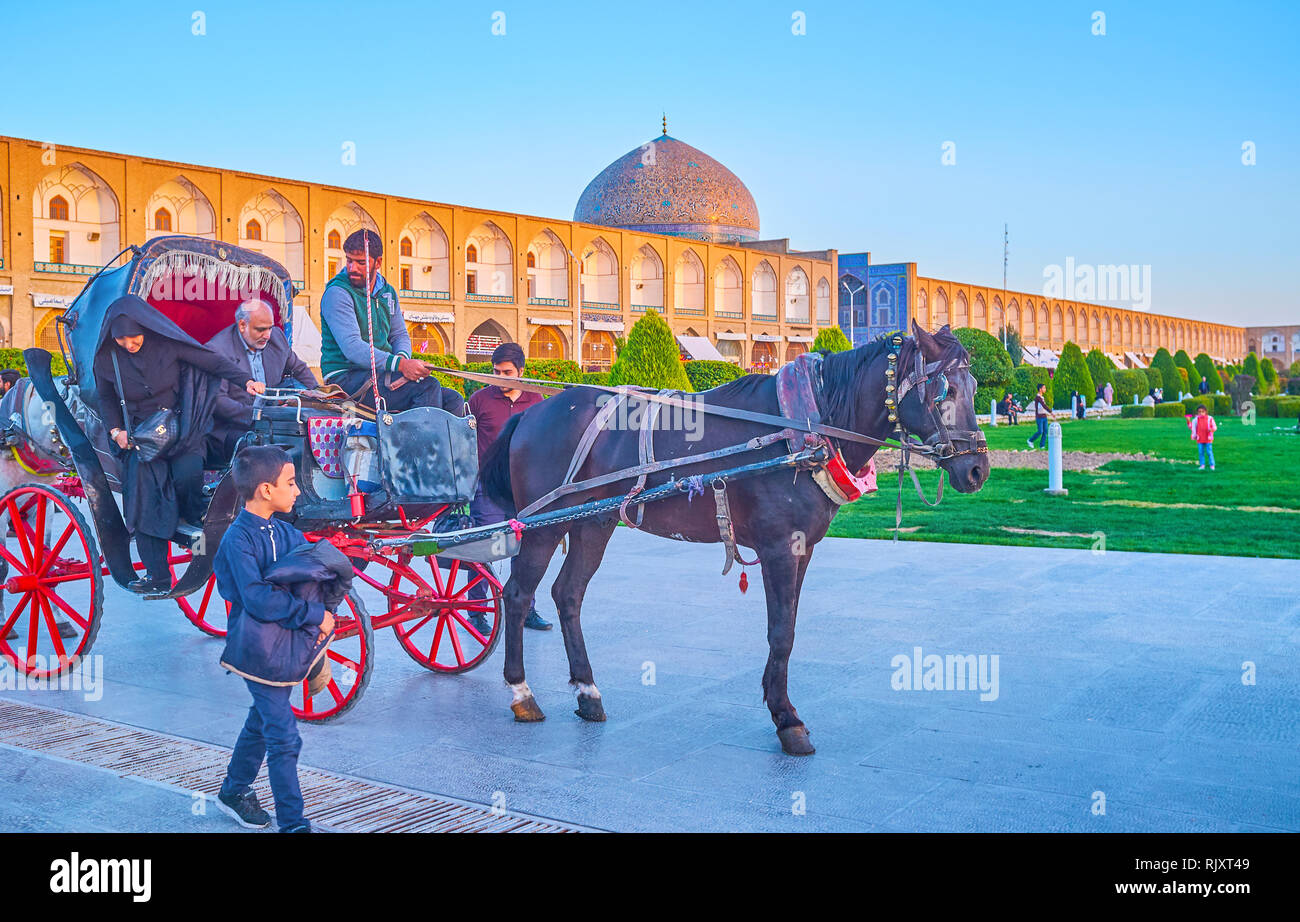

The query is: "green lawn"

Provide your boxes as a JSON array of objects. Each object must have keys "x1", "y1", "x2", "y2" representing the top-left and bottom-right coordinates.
[{"x1": 828, "y1": 416, "x2": 1300, "y2": 558}]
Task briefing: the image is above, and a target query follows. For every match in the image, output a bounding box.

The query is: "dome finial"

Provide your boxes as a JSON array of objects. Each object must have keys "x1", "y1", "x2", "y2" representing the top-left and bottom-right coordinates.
[{"x1": 662, "y1": 112, "x2": 667, "y2": 136}]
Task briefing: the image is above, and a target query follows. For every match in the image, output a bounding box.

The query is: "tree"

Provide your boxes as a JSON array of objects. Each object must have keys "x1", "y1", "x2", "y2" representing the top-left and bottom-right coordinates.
[
  {"x1": 1052, "y1": 342, "x2": 1095, "y2": 410},
  {"x1": 608, "y1": 309, "x2": 694, "y2": 391},
  {"x1": 1193, "y1": 352, "x2": 1223, "y2": 392},
  {"x1": 1112, "y1": 368, "x2": 1150, "y2": 404},
  {"x1": 812, "y1": 326, "x2": 852, "y2": 353},
  {"x1": 1150, "y1": 348, "x2": 1182, "y2": 397},
  {"x1": 996, "y1": 326, "x2": 1023, "y2": 366},
  {"x1": 953, "y1": 327, "x2": 1014, "y2": 412},
  {"x1": 1085, "y1": 348, "x2": 1117, "y2": 395},
  {"x1": 1013, "y1": 365, "x2": 1053, "y2": 410}
]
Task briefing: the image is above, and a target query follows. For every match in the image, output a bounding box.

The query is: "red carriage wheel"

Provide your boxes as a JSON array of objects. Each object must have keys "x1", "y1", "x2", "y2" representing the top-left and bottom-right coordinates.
[
  {"x1": 386, "y1": 556, "x2": 503, "y2": 674},
  {"x1": 0, "y1": 483, "x2": 103, "y2": 679},
  {"x1": 290, "y1": 594, "x2": 374, "y2": 722},
  {"x1": 170, "y1": 554, "x2": 230, "y2": 637}
]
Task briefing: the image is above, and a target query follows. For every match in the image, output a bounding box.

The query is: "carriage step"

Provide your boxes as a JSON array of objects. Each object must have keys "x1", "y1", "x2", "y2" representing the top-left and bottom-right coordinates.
[
  {"x1": 173, "y1": 524, "x2": 204, "y2": 552},
  {"x1": 0, "y1": 698, "x2": 599, "y2": 833}
]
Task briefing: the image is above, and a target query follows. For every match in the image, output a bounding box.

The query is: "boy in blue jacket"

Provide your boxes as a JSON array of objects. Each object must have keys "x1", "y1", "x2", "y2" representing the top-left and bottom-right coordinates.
[{"x1": 213, "y1": 446, "x2": 335, "y2": 832}]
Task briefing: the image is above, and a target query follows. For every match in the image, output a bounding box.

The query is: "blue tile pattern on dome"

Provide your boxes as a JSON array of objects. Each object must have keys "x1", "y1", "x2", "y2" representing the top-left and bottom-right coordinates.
[{"x1": 574, "y1": 134, "x2": 760, "y2": 243}]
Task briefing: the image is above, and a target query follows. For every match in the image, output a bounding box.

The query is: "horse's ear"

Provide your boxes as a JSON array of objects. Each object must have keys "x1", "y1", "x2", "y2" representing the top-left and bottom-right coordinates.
[{"x1": 912, "y1": 320, "x2": 941, "y2": 361}]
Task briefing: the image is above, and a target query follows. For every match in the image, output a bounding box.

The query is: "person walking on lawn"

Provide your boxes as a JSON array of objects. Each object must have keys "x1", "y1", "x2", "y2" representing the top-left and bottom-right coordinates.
[
  {"x1": 1189, "y1": 404, "x2": 1217, "y2": 470},
  {"x1": 1027, "y1": 383, "x2": 1049, "y2": 449}
]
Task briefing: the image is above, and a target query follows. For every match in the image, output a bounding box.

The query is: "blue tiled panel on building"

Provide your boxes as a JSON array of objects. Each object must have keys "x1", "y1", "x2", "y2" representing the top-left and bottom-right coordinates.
[{"x1": 867, "y1": 263, "x2": 909, "y2": 342}]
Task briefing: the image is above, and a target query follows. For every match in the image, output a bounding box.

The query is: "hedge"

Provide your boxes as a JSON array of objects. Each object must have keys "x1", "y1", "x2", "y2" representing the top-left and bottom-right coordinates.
[
  {"x1": 1288, "y1": 379, "x2": 1300, "y2": 396},
  {"x1": 1012, "y1": 365, "x2": 1053, "y2": 411},
  {"x1": 684, "y1": 359, "x2": 743, "y2": 391},
  {"x1": 812, "y1": 326, "x2": 852, "y2": 353},
  {"x1": 0, "y1": 347, "x2": 69, "y2": 378},
  {"x1": 582, "y1": 371, "x2": 610, "y2": 386},
  {"x1": 1120, "y1": 404, "x2": 1154, "y2": 418},
  {"x1": 1182, "y1": 396, "x2": 1214, "y2": 415},
  {"x1": 1113, "y1": 368, "x2": 1149, "y2": 405},
  {"x1": 1249, "y1": 396, "x2": 1278, "y2": 417},
  {"x1": 459, "y1": 358, "x2": 583, "y2": 397},
  {"x1": 1052, "y1": 342, "x2": 1095, "y2": 410},
  {"x1": 1213, "y1": 394, "x2": 1231, "y2": 415},
  {"x1": 608, "y1": 309, "x2": 693, "y2": 391},
  {"x1": 1154, "y1": 402, "x2": 1186, "y2": 418},
  {"x1": 1193, "y1": 353, "x2": 1223, "y2": 392},
  {"x1": 1277, "y1": 396, "x2": 1300, "y2": 418},
  {"x1": 410, "y1": 352, "x2": 465, "y2": 395}
]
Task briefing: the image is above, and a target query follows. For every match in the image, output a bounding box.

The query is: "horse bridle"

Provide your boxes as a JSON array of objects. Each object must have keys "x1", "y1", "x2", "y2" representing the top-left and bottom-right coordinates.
[{"x1": 884, "y1": 334, "x2": 988, "y2": 462}]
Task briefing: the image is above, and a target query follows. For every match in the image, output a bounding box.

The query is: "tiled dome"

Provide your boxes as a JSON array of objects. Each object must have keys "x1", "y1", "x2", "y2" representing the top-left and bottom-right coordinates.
[{"x1": 574, "y1": 133, "x2": 759, "y2": 244}]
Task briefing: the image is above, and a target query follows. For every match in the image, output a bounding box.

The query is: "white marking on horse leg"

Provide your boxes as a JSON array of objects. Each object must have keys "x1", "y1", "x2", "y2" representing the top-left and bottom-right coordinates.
[
  {"x1": 508, "y1": 681, "x2": 534, "y2": 703},
  {"x1": 574, "y1": 682, "x2": 601, "y2": 700}
]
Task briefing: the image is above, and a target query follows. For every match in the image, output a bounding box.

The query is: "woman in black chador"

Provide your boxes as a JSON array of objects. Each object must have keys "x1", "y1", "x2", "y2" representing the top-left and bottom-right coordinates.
[{"x1": 93, "y1": 295, "x2": 265, "y2": 593}]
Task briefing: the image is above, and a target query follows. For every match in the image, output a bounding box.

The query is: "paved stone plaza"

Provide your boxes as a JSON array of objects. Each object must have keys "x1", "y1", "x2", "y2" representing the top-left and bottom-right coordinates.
[{"x1": 2, "y1": 529, "x2": 1297, "y2": 832}]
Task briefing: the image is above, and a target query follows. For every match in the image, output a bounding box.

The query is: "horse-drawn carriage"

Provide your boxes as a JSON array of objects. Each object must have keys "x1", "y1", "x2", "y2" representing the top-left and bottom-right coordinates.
[{"x1": 0, "y1": 236, "x2": 507, "y2": 720}]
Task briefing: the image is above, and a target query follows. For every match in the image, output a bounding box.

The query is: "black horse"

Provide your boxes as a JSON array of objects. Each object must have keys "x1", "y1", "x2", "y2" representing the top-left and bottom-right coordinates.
[{"x1": 480, "y1": 322, "x2": 989, "y2": 754}]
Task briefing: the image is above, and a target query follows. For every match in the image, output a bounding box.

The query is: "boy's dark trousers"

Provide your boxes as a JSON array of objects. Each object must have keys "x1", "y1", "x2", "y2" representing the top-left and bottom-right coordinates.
[{"x1": 220, "y1": 679, "x2": 307, "y2": 830}]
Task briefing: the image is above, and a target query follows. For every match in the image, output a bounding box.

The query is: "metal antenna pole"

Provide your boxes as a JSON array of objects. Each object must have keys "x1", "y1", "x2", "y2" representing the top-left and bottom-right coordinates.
[{"x1": 1002, "y1": 223, "x2": 1009, "y2": 349}]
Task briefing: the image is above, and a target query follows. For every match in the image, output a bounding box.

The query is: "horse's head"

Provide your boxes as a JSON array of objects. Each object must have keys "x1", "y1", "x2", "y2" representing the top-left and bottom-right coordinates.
[{"x1": 893, "y1": 321, "x2": 990, "y2": 494}]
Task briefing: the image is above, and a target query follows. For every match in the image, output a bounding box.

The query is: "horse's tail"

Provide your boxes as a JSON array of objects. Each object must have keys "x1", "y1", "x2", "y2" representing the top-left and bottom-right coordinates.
[{"x1": 480, "y1": 413, "x2": 522, "y2": 514}]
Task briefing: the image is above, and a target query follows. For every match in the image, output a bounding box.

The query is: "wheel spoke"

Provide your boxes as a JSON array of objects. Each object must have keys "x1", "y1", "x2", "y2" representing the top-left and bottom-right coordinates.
[
  {"x1": 32, "y1": 496, "x2": 47, "y2": 572},
  {"x1": 426, "y1": 614, "x2": 446, "y2": 663},
  {"x1": 39, "y1": 593, "x2": 70, "y2": 664},
  {"x1": 326, "y1": 648, "x2": 361, "y2": 674},
  {"x1": 444, "y1": 614, "x2": 467, "y2": 666},
  {"x1": 325, "y1": 681, "x2": 344, "y2": 706},
  {"x1": 446, "y1": 608, "x2": 489, "y2": 646},
  {"x1": 35, "y1": 522, "x2": 76, "y2": 578},
  {"x1": 0, "y1": 591, "x2": 32, "y2": 639},
  {"x1": 42, "y1": 588, "x2": 89, "y2": 630},
  {"x1": 0, "y1": 544, "x2": 28, "y2": 575},
  {"x1": 6, "y1": 499, "x2": 36, "y2": 567},
  {"x1": 298, "y1": 681, "x2": 313, "y2": 713}
]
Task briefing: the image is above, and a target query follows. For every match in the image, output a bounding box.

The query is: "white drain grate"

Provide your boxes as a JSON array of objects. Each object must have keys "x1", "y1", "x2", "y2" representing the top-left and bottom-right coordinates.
[{"x1": 0, "y1": 698, "x2": 595, "y2": 833}]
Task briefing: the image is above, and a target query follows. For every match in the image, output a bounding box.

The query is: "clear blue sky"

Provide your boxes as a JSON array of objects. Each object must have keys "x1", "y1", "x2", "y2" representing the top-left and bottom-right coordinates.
[{"x1": 3, "y1": 0, "x2": 1295, "y2": 325}]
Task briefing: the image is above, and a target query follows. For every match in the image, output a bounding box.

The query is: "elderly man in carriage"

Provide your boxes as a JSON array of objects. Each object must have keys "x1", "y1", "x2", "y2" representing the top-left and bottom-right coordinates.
[{"x1": 320, "y1": 229, "x2": 464, "y2": 416}]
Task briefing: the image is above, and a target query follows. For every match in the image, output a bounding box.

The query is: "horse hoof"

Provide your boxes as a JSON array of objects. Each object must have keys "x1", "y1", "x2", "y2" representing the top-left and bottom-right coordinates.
[
  {"x1": 778, "y1": 725, "x2": 815, "y2": 756},
  {"x1": 511, "y1": 696, "x2": 546, "y2": 722},
  {"x1": 575, "y1": 694, "x2": 606, "y2": 722}
]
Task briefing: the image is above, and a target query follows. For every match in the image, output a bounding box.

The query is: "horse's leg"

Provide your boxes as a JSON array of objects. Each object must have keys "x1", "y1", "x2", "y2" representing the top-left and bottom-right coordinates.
[
  {"x1": 760, "y1": 544, "x2": 816, "y2": 755},
  {"x1": 550, "y1": 519, "x2": 617, "y2": 722},
  {"x1": 503, "y1": 526, "x2": 565, "y2": 722}
]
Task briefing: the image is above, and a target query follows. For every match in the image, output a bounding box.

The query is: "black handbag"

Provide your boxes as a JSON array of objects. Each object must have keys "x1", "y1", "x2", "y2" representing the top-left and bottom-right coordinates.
[{"x1": 110, "y1": 350, "x2": 177, "y2": 462}]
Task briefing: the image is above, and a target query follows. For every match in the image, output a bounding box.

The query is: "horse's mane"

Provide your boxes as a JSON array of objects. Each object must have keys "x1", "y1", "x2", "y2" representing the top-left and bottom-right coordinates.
[{"x1": 702, "y1": 327, "x2": 965, "y2": 433}]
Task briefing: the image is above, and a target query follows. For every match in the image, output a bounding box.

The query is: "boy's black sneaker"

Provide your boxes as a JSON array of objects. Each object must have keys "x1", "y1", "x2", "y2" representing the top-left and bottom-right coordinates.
[
  {"x1": 280, "y1": 823, "x2": 312, "y2": 833},
  {"x1": 216, "y1": 790, "x2": 272, "y2": 829}
]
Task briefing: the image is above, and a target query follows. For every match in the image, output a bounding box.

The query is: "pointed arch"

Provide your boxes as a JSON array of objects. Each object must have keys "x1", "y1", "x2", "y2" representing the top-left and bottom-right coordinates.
[
  {"x1": 526, "y1": 228, "x2": 569, "y2": 302},
  {"x1": 674, "y1": 248, "x2": 705, "y2": 314},
  {"x1": 145, "y1": 175, "x2": 215, "y2": 238},
  {"x1": 713, "y1": 256, "x2": 742, "y2": 317},
  {"x1": 784, "y1": 266, "x2": 810, "y2": 323},
  {"x1": 33, "y1": 162, "x2": 121, "y2": 267},
  {"x1": 579, "y1": 236, "x2": 618, "y2": 305},
  {"x1": 815, "y1": 277, "x2": 832, "y2": 324},
  {"x1": 397, "y1": 211, "x2": 449, "y2": 295},
  {"x1": 238, "y1": 189, "x2": 304, "y2": 279},
  {"x1": 464, "y1": 220, "x2": 514, "y2": 299},
  {"x1": 751, "y1": 260, "x2": 778, "y2": 319}
]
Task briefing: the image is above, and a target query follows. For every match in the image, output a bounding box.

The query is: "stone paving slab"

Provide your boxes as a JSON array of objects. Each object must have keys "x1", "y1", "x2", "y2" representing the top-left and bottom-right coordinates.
[{"x1": 1, "y1": 529, "x2": 1297, "y2": 832}]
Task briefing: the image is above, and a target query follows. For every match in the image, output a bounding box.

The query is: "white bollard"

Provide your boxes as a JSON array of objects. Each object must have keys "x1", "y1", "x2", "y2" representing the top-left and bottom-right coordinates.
[
  {"x1": 990, "y1": 398, "x2": 998, "y2": 426},
  {"x1": 1044, "y1": 422, "x2": 1068, "y2": 496},
  {"x1": 1134, "y1": 394, "x2": 1139, "y2": 405}
]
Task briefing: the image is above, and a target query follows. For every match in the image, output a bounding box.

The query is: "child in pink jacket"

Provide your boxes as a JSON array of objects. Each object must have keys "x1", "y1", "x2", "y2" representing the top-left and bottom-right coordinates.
[{"x1": 1188, "y1": 405, "x2": 1217, "y2": 470}]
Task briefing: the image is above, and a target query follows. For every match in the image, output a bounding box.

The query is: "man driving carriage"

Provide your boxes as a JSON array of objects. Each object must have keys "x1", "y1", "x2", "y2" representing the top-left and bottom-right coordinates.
[
  {"x1": 320, "y1": 230, "x2": 464, "y2": 416},
  {"x1": 204, "y1": 297, "x2": 319, "y2": 465}
]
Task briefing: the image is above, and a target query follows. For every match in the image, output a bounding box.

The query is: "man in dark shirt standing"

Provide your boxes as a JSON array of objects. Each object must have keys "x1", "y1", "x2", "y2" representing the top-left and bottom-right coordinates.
[{"x1": 465, "y1": 342, "x2": 551, "y2": 631}]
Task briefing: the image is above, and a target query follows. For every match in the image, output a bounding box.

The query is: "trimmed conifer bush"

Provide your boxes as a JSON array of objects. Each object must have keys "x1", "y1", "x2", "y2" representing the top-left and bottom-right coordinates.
[
  {"x1": 1212, "y1": 394, "x2": 1231, "y2": 415},
  {"x1": 812, "y1": 326, "x2": 852, "y2": 353},
  {"x1": 1174, "y1": 350, "x2": 1199, "y2": 392},
  {"x1": 1149, "y1": 348, "x2": 1181, "y2": 397},
  {"x1": 1121, "y1": 404, "x2": 1154, "y2": 418},
  {"x1": 1154, "y1": 401, "x2": 1186, "y2": 418},
  {"x1": 1193, "y1": 353, "x2": 1222, "y2": 392},
  {"x1": 1085, "y1": 348, "x2": 1117, "y2": 395},
  {"x1": 1259, "y1": 355, "x2": 1278, "y2": 393},
  {"x1": 608, "y1": 309, "x2": 694, "y2": 391},
  {"x1": 1051, "y1": 342, "x2": 1095, "y2": 410},
  {"x1": 1241, "y1": 353, "x2": 1263, "y2": 394},
  {"x1": 1144, "y1": 365, "x2": 1163, "y2": 391},
  {"x1": 684, "y1": 359, "x2": 743, "y2": 391}
]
